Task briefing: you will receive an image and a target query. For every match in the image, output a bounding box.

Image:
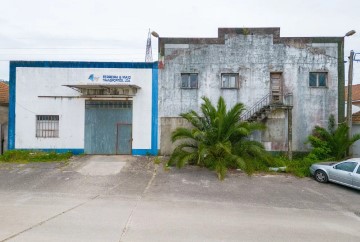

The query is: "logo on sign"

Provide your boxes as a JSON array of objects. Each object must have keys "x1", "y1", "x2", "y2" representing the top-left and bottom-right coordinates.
[{"x1": 88, "y1": 74, "x2": 100, "y2": 82}]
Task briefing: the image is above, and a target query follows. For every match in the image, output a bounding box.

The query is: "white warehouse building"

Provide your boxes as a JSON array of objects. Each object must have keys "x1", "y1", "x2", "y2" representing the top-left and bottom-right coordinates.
[{"x1": 8, "y1": 61, "x2": 158, "y2": 155}]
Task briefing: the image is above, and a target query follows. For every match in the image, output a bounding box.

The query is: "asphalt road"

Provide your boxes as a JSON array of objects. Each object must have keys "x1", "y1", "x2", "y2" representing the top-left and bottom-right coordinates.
[{"x1": 0, "y1": 155, "x2": 359, "y2": 242}]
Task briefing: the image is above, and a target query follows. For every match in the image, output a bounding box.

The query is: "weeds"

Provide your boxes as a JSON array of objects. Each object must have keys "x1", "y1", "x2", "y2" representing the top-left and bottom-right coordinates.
[
  {"x1": 0, "y1": 150, "x2": 73, "y2": 163},
  {"x1": 271, "y1": 155, "x2": 319, "y2": 178},
  {"x1": 153, "y1": 156, "x2": 162, "y2": 165}
]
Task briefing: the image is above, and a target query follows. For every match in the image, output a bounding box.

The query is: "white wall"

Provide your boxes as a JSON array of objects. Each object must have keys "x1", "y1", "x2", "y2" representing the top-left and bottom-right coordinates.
[
  {"x1": 353, "y1": 124, "x2": 360, "y2": 157},
  {"x1": 15, "y1": 67, "x2": 153, "y2": 150}
]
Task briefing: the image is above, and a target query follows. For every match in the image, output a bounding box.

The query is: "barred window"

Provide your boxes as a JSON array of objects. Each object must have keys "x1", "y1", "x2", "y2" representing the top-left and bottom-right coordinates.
[{"x1": 36, "y1": 115, "x2": 59, "y2": 138}]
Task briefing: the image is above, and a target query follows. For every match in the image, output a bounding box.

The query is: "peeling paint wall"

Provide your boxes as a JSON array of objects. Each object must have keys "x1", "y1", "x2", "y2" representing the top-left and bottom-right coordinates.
[{"x1": 158, "y1": 28, "x2": 342, "y2": 155}]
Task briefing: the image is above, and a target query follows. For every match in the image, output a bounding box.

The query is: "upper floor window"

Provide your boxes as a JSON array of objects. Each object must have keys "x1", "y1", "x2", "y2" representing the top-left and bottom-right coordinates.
[
  {"x1": 36, "y1": 115, "x2": 59, "y2": 138},
  {"x1": 181, "y1": 73, "x2": 198, "y2": 89},
  {"x1": 309, "y1": 72, "x2": 327, "y2": 87},
  {"x1": 221, "y1": 74, "x2": 239, "y2": 89}
]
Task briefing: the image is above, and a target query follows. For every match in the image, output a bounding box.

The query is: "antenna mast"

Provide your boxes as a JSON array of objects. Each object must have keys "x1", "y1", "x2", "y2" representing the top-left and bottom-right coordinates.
[{"x1": 145, "y1": 29, "x2": 153, "y2": 62}]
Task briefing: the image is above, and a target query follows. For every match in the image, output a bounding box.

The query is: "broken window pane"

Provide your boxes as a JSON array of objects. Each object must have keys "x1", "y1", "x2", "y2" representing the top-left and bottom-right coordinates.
[{"x1": 222, "y1": 75, "x2": 229, "y2": 88}]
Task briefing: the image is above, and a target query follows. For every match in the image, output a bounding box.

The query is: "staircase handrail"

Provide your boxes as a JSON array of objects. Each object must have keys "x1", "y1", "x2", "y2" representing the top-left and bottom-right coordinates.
[{"x1": 240, "y1": 92, "x2": 272, "y2": 121}]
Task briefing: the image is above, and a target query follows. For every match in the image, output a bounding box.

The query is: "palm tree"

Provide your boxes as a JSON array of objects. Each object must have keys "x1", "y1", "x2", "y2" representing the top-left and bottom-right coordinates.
[
  {"x1": 307, "y1": 114, "x2": 360, "y2": 161},
  {"x1": 168, "y1": 96, "x2": 271, "y2": 180}
]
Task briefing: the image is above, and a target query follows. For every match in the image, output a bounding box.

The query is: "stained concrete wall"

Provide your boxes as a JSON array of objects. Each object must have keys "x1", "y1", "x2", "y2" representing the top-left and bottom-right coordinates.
[
  {"x1": 160, "y1": 117, "x2": 193, "y2": 155},
  {"x1": 158, "y1": 28, "x2": 341, "y2": 155}
]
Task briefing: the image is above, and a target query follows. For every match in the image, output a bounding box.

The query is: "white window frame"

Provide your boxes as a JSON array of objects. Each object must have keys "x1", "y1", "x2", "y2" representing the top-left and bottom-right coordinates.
[{"x1": 36, "y1": 115, "x2": 59, "y2": 138}]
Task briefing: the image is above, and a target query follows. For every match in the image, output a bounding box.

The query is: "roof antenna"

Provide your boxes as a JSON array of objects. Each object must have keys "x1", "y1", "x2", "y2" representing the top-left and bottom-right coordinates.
[{"x1": 145, "y1": 29, "x2": 153, "y2": 62}]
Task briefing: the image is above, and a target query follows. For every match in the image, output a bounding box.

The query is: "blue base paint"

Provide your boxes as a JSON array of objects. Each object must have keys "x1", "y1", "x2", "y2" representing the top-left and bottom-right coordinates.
[
  {"x1": 13, "y1": 149, "x2": 84, "y2": 155},
  {"x1": 13, "y1": 149, "x2": 159, "y2": 156},
  {"x1": 132, "y1": 149, "x2": 158, "y2": 156}
]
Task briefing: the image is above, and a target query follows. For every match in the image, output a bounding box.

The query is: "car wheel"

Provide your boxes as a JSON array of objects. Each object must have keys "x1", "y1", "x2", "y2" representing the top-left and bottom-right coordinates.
[{"x1": 314, "y1": 170, "x2": 328, "y2": 183}]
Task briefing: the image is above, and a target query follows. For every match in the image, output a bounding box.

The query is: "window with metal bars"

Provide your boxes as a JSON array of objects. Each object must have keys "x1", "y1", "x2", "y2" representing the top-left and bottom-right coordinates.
[{"x1": 36, "y1": 115, "x2": 59, "y2": 138}]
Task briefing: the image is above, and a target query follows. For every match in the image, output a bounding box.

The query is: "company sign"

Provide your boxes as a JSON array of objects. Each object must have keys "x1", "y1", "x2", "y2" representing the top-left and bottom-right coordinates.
[{"x1": 88, "y1": 74, "x2": 132, "y2": 83}]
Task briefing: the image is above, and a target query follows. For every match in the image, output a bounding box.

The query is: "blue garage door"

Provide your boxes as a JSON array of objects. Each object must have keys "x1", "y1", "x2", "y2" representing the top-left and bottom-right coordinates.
[{"x1": 85, "y1": 100, "x2": 132, "y2": 154}]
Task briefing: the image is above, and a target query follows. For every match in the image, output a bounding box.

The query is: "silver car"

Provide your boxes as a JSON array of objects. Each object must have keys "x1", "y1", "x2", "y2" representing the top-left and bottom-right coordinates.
[{"x1": 309, "y1": 158, "x2": 360, "y2": 190}]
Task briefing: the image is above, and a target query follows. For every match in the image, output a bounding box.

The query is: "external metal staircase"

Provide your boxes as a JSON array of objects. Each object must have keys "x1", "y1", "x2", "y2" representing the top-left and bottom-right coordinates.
[{"x1": 240, "y1": 92, "x2": 293, "y2": 122}]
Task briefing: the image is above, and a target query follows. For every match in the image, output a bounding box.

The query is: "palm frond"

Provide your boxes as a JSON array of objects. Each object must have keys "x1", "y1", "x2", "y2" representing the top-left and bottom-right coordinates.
[{"x1": 169, "y1": 96, "x2": 270, "y2": 180}]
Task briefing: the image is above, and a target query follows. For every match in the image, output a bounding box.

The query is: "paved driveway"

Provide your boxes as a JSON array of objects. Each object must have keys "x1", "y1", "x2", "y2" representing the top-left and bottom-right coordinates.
[{"x1": 0, "y1": 155, "x2": 360, "y2": 242}]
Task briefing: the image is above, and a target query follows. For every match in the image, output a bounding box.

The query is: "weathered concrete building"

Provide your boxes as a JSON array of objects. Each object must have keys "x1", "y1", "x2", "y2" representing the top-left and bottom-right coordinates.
[{"x1": 158, "y1": 28, "x2": 344, "y2": 155}]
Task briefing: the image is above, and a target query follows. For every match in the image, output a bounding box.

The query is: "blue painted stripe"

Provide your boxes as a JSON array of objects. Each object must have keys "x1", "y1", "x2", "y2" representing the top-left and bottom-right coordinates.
[
  {"x1": 8, "y1": 63, "x2": 16, "y2": 150},
  {"x1": 132, "y1": 149, "x2": 155, "y2": 156},
  {"x1": 151, "y1": 62, "x2": 159, "y2": 155},
  {"x1": 8, "y1": 61, "x2": 156, "y2": 155},
  {"x1": 11, "y1": 149, "x2": 84, "y2": 155},
  {"x1": 9, "y1": 61, "x2": 154, "y2": 69}
]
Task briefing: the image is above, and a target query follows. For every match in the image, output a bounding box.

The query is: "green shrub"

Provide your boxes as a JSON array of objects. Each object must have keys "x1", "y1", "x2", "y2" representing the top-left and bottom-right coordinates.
[
  {"x1": 284, "y1": 158, "x2": 316, "y2": 177},
  {"x1": 306, "y1": 114, "x2": 360, "y2": 161}
]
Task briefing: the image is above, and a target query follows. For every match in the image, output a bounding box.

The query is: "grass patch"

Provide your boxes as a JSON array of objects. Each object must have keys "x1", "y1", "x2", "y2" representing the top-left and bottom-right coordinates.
[
  {"x1": 153, "y1": 156, "x2": 162, "y2": 165},
  {"x1": 272, "y1": 155, "x2": 318, "y2": 178},
  {"x1": 0, "y1": 150, "x2": 73, "y2": 163}
]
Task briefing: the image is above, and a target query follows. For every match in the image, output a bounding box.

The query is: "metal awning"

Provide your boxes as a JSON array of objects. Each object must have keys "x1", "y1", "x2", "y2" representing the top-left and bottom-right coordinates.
[{"x1": 63, "y1": 84, "x2": 141, "y2": 97}]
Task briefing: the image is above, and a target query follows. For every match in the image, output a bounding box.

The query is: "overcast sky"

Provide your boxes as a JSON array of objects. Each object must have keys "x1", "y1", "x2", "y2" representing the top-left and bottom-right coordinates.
[{"x1": 1, "y1": 0, "x2": 359, "y2": 83}]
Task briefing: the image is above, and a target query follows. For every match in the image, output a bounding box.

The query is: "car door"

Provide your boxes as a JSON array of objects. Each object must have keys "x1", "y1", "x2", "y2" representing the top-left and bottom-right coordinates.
[
  {"x1": 329, "y1": 161, "x2": 358, "y2": 185},
  {"x1": 352, "y1": 163, "x2": 360, "y2": 188}
]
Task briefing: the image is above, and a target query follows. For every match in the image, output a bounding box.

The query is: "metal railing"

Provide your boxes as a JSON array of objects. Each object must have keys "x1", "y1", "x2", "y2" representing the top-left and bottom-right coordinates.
[
  {"x1": 240, "y1": 92, "x2": 293, "y2": 121},
  {"x1": 240, "y1": 93, "x2": 272, "y2": 121}
]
